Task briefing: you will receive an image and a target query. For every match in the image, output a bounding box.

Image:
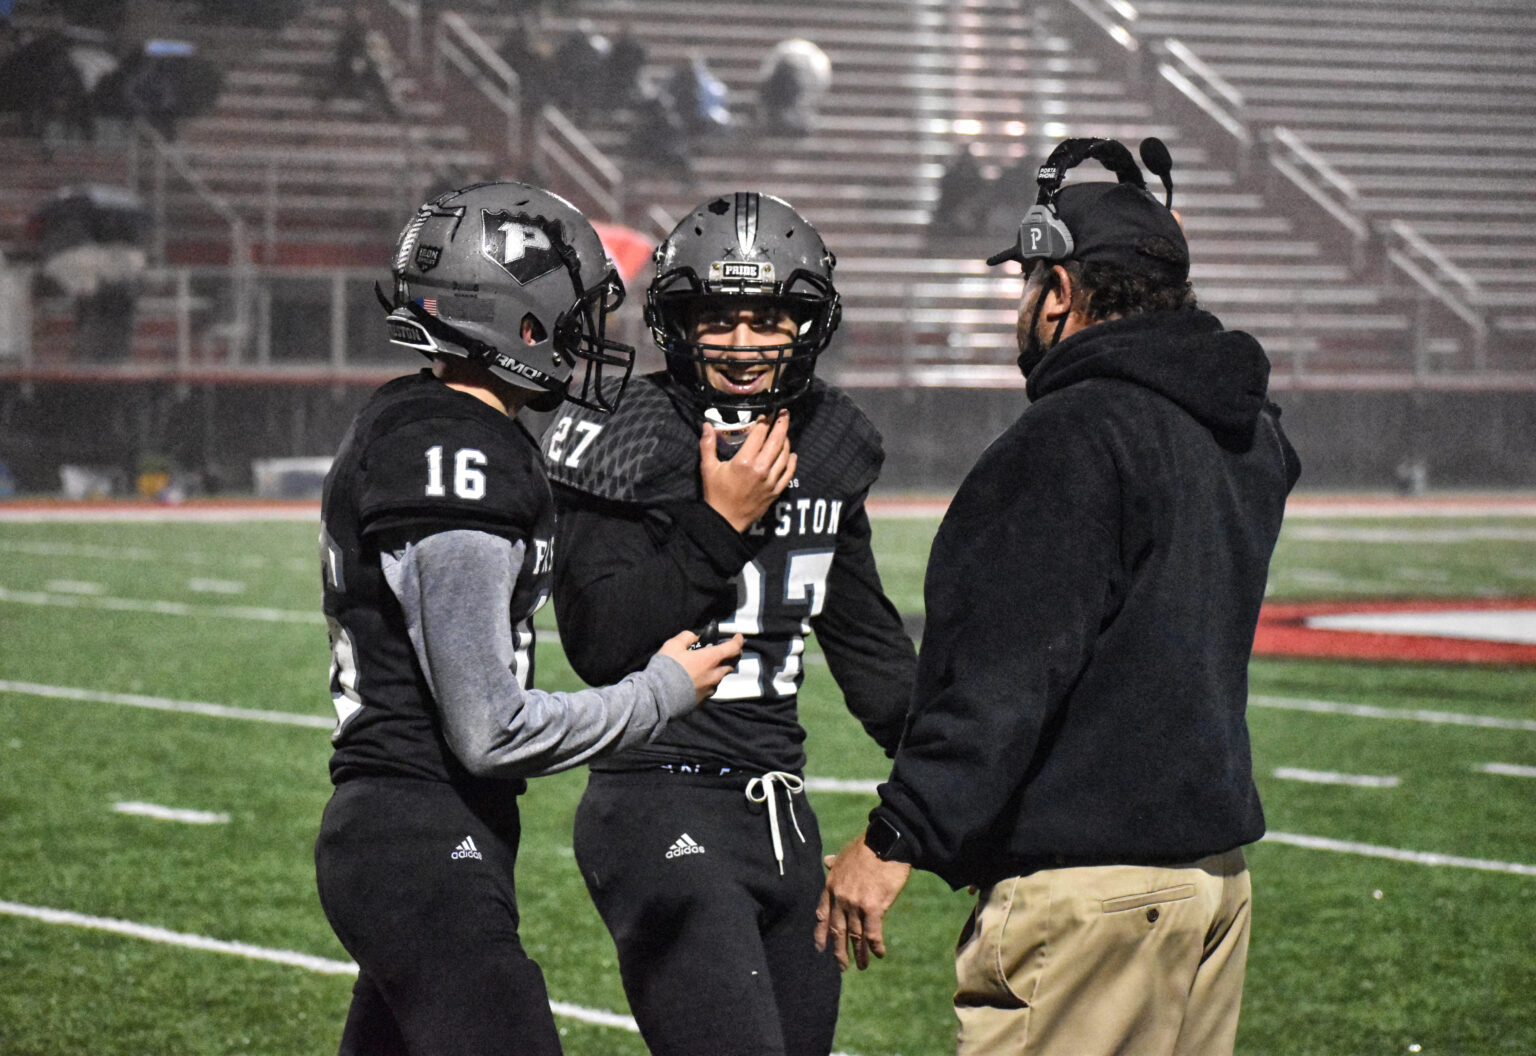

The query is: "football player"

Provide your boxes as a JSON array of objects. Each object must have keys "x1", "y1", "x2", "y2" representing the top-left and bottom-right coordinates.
[
  {"x1": 314, "y1": 181, "x2": 743, "y2": 1056},
  {"x1": 540, "y1": 192, "x2": 918, "y2": 1056}
]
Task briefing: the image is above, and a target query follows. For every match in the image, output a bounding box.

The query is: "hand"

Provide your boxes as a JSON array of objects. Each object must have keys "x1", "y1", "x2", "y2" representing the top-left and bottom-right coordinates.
[
  {"x1": 657, "y1": 630, "x2": 745, "y2": 704},
  {"x1": 700, "y1": 411, "x2": 797, "y2": 532},
  {"x1": 815, "y1": 834, "x2": 912, "y2": 971}
]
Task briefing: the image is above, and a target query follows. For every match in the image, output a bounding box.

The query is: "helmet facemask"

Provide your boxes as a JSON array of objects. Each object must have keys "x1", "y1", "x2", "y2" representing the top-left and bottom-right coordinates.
[
  {"x1": 646, "y1": 192, "x2": 842, "y2": 424},
  {"x1": 648, "y1": 264, "x2": 838, "y2": 421},
  {"x1": 551, "y1": 247, "x2": 634, "y2": 414}
]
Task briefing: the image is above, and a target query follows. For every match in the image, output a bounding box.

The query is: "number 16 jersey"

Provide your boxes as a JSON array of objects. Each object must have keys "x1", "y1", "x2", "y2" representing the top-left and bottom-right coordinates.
[{"x1": 320, "y1": 370, "x2": 556, "y2": 789}]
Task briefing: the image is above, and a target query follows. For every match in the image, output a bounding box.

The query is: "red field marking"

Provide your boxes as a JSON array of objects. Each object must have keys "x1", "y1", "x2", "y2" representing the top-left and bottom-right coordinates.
[{"x1": 1255, "y1": 599, "x2": 1536, "y2": 664}]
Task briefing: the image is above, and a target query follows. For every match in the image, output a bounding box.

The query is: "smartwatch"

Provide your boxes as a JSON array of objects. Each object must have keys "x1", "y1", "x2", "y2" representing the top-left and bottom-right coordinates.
[{"x1": 864, "y1": 815, "x2": 906, "y2": 862}]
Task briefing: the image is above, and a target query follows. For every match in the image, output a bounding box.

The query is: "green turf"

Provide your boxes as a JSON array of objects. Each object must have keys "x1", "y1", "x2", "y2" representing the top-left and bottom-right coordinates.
[{"x1": 1, "y1": 507, "x2": 1533, "y2": 1054}]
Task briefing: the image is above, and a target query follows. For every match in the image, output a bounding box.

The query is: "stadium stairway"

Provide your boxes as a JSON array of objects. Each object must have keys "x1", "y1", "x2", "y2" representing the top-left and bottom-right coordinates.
[
  {"x1": 151, "y1": 3, "x2": 496, "y2": 270},
  {"x1": 1115, "y1": 0, "x2": 1536, "y2": 374},
  {"x1": 452, "y1": 0, "x2": 1425, "y2": 383}
]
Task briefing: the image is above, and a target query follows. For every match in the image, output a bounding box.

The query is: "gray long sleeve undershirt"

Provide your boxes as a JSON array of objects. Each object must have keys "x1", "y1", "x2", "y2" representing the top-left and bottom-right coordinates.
[{"x1": 382, "y1": 529, "x2": 696, "y2": 779}]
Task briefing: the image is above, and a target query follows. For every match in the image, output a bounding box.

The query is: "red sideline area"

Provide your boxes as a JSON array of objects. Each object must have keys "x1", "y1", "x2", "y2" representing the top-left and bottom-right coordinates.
[{"x1": 1254, "y1": 599, "x2": 1536, "y2": 665}]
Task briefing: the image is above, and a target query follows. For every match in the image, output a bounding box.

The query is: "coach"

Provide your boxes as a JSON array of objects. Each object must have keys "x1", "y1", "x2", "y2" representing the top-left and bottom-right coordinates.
[{"x1": 818, "y1": 137, "x2": 1302, "y2": 1055}]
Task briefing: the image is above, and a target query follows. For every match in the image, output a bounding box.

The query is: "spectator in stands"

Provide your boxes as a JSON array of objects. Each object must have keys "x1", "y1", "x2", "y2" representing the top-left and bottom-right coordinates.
[
  {"x1": 665, "y1": 53, "x2": 733, "y2": 137},
  {"x1": 318, "y1": 4, "x2": 402, "y2": 118},
  {"x1": 627, "y1": 90, "x2": 694, "y2": 182},
  {"x1": 496, "y1": 26, "x2": 554, "y2": 116},
  {"x1": 0, "y1": 25, "x2": 94, "y2": 142},
  {"x1": 601, "y1": 23, "x2": 647, "y2": 111},
  {"x1": 757, "y1": 38, "x2": 831, "y2": 137},
  {"x1": 87, "y1": 38, "x2": 222, "y2": 142},
  {"x1": 549, "y1": 23, "x2": 609, "y2": 118},
  {"x1": 34, "y1": 184, "x2": 150, "y2": 363},
  {"x1": 932, "y1": 141, "x2": 991, "y2": 238}
]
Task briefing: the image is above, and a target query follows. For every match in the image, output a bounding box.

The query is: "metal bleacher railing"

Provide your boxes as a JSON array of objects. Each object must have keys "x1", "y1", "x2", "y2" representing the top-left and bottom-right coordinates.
[{"x1": 1066, "y1": 0, "x2": 1533, "y2": 384}]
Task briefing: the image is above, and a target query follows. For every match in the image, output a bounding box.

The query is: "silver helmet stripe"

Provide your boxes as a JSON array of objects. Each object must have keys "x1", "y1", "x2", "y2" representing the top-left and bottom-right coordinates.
[{"x1": 735, "y1": 192, "x2": 759, "y2": 255}]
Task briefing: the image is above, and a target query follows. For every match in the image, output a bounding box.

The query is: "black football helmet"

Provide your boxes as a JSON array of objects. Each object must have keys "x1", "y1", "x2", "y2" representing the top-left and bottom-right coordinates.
[
  {"x1": 381, "y1": 181, "x2": 635, "y2": 413},
  {"x1": 645, "y1": 192, "x2": 841, "y2": 420}
]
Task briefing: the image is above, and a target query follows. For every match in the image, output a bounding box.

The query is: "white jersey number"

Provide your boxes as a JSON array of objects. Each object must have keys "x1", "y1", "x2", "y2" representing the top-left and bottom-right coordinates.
[
  {"x1": 545, "y1": 416, "x2": 604, "y2": 469},
  {"x1": 425, "y1": 445, "x2": 487, "y2": 500},
  {"x1": 714, "y1": 549, "x2": 834, "y2": 700}
]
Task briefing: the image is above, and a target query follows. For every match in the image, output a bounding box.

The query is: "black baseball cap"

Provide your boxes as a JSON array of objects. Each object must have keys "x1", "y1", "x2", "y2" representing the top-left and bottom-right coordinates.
[{"x1": 985, "y1": 181, "x2": 1189, "y2": 282}]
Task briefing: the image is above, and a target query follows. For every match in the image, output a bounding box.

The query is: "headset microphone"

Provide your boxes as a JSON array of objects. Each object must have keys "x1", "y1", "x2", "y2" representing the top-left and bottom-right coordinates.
[{"x1": 1139, "y1": 137, "x2": 1175, "y2": 208}]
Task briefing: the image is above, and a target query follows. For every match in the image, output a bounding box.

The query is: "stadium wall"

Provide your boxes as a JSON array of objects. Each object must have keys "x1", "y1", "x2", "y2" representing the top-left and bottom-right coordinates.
[{"x1": 2, "y1": 382, "x2": 1535, "y2": 496}]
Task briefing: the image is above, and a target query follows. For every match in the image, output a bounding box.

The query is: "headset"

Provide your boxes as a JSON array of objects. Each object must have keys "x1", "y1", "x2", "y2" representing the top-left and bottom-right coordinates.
[
  {"x1": 990, "y1": 136, "x2": 1176, "y2": 267},
  {"x1": 998, "y1": 136, "x2": 1178, "y2": 376}
]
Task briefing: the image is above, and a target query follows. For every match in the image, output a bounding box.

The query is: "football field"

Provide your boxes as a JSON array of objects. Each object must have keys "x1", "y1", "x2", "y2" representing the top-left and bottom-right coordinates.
[{"x1": 1, "y1": 498, "x2": 1534, "y2": 1055}]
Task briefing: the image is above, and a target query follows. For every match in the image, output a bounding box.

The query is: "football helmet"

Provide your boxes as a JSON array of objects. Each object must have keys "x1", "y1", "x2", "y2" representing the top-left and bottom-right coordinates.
[
  {"x1": 645, "y1": 192, "x2": 841, "y2": 420},
  {"x1": 381, "y1": 181, "x2": 635, "y2": 413}
]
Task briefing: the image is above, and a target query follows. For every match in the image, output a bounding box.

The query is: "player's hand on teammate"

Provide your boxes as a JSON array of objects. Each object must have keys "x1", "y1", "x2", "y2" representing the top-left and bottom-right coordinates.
[
  {"x1": 700, "y1": 410, "x2": 797, "y2": 532},
  {"x1": 658, "y1": 630, "x2": 746, "y2": 703}
]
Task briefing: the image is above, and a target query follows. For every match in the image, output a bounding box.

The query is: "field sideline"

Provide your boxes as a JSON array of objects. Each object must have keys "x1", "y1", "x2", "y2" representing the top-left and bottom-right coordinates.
[{"x1": 2, "y1": 496, "x2": 1534, "y2": 1054}]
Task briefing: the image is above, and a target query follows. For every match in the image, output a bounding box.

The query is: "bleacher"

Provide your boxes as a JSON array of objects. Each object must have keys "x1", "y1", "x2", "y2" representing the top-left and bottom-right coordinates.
[
  {"x1": 448, "y1": 0, "x2": 1434, "y2": 383},
  {"x1": 1120, "y1": 0, "x2": 1536, "y2": 372},
  {"x1": 4, "y1": 0, "x2": 1534, "y2": 384}
]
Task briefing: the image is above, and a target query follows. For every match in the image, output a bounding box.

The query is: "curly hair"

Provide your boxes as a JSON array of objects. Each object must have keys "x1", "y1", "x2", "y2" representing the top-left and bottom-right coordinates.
[{"x1": 1057, "y1": 258, "x2": 1197, "y2": 321}]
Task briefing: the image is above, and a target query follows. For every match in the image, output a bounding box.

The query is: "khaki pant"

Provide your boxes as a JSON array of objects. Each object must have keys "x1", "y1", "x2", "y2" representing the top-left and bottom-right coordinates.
[{"x1": 954, "y1": 849, "x2": 1251, "y2": 1056}]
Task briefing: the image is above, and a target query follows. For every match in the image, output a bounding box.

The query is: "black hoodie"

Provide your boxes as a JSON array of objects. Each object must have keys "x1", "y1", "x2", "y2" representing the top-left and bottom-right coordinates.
[{"x1": 872, "y1": 309, "x2": 1301, "y2": 889}]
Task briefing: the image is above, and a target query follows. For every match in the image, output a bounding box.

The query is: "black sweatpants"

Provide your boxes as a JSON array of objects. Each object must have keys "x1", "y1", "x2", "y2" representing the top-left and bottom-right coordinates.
[
  {"x1": 573, "y1": 769, "x2": 841, "y2": 1056},
  {"x1": 315, "y1": 776, "x2": 561, "y2": 1056}
]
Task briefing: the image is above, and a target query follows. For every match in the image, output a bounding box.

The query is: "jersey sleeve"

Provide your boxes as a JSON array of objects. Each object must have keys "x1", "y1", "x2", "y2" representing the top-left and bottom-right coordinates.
[
  {"x1": 810, "y1": 495, "x2": 918, "y2": 755},
  {"x1": 359, "y1": 414, "x2": 542, "y2": 540},
  {"x1": 383, "y1": 528, "x2": 699, "y2": 777}
]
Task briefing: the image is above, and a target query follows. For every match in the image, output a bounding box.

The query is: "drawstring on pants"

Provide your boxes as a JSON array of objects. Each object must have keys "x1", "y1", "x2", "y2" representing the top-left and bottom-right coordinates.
[{"x1": 745, "y1": 771, "x2": 806, "y2": 875}]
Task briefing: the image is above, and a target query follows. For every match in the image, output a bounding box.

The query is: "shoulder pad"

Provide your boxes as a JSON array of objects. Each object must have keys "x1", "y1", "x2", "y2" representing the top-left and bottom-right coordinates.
[
  {"x1": 360, "y1": 400, "x2": 545, "y2": 537},
  {"x1": 541, "y1": 374, "x2": 700, "y2": 504},
  {"x1": 791, "y1": 381, "x2": 886, "y2": 498}
]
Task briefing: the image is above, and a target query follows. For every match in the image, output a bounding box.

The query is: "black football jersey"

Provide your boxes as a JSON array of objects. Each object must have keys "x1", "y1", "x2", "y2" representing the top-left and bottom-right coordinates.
[
  {"x1": 543, "y1": 372, "x2": 892, "y2": 772},
  {"x1": 320, "y1": 370, "x2": 556, "y2": 787}
]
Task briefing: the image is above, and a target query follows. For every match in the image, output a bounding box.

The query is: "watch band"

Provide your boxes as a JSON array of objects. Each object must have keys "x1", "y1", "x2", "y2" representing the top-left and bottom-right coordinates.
[{"x1": 865, "y1": 815, "x2": 904, "y2": 861}]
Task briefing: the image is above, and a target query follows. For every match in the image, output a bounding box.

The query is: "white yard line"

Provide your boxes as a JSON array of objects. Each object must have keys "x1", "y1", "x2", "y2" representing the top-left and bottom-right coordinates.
[
  {"x1": 0, "y1": 506, "x2": 321, "y2": 523},
  {"x1": 0, "y1": 899, "x2": 859, "y2": 1054},
  {"x1": 1250, "y1": 695, "x2": 1536, "y2": 732},
  {"x1": 0, "y1": 680, "x2": 333, "y2": 729},
  {"x1": 1285, "y1": 526, "x2": 1536, "y2": 543},
  {"x1": 1304, "y1": 610, "x2": 1536, "y2": 645},
  {"x1": 113, "y1": 802, "x2": 231, "y2": 824},
  {"x1": 1261, "y1": 832, "x2": 1536, "y2": 877},
  {"x1": 805, "y1": 777, "x2": 881, "y2": 795},
  {"x1": 42, "y1": 579, "x2": 106, "y2": 594},
  {"x1": 186, "y1": 578, "x2": 247, "y2": 595},
  {"x1": 1272, "y1": 768, "x2": 1400, "y2": 788},
  {"x1": 0, "y1": 539, "x2": 310, "y2": 572},
  {"x1": 0, "y1": 586, "x2": 322, "y2": 625},
  {"x1": 0, "y1": 900, "x2": 357, "y2": 974},
  {"x1": 1479, "y1": 762, "x2": 1536, "y2": 779}
]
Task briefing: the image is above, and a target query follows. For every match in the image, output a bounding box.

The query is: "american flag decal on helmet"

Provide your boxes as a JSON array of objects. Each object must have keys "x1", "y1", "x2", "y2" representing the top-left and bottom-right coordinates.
[{"x1": 418, "y1": 297, "x2": 438, "y2": 315}]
